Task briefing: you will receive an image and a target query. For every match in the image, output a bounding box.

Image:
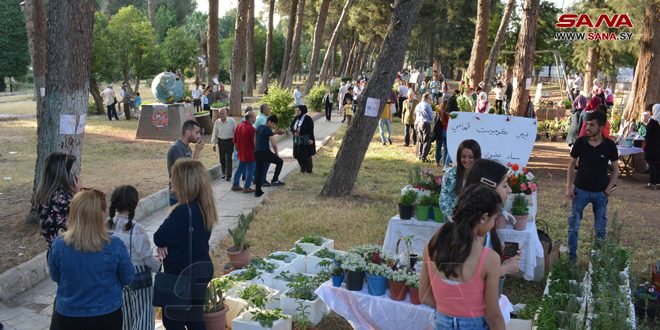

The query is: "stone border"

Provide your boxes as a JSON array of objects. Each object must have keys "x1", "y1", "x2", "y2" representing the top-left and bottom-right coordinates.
[{"x1": 0, "y1": 112, "x2": 328, "y2": 302}]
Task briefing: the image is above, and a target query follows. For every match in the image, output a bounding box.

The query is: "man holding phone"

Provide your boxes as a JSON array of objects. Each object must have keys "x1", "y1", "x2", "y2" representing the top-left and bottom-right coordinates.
[
  {"x1": 167, "y1": 120, "x2": 205, "y2": 205},
  {"x1": 566, "y1": 111, "x2": 619, "y2": 261}
]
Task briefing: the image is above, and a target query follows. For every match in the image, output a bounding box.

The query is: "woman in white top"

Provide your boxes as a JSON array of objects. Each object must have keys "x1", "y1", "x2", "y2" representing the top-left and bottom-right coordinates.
[{"x1": 108, "y1": 185, "x2": 160, "y2": 330}]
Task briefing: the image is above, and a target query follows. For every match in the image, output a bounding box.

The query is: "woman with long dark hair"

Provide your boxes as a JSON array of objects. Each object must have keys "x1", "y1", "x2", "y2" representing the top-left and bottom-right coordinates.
[
  {"x1": 439, "y1": 139, "x2": 481, "y2": 221},
  {"x1": 291, "y1": 105, "x2": 316, "y2": 174},
  {"x1": 420, "y1": 184, "x2": 505, "y2": 329},
  {"x1": 108, "y1": 185, "x2": 160, "y2": 330},
  {"x1": 35, "y1": 152, "x2": 82, "y2": 247},
  {"x1": 154, "y1": 159, "x2": 218, "y2": 330}
]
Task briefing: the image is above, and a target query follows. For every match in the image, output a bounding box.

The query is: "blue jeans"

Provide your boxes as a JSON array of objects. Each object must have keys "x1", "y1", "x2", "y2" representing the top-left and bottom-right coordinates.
[
  {"x1": 433, "y1": 311, "x2": 488, "y2": 330},
  {"x1": 379, "y1": 119, "x2": 391, "y2": 143},
  {"x1": 568, "y1": 187, "x2": 608, "y2": 259},
  {"x1": 233, "y1": 161, "x2": 255, "y2": 189},
  {"x1": 442, "y1": 130, "x2": 451, "y2": 166}
]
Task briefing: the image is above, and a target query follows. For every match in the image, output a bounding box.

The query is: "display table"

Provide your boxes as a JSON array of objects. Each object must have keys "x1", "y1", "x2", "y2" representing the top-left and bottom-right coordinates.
[
  {"x1": 382, "y1": 216, "x2": 444, "y2": 257},
  {"x1": 617, "y1": 146, "x2": 644, "y2": 177},
  {"x1": 316, "y1": 281, "x2": 513, "y2": 330}
]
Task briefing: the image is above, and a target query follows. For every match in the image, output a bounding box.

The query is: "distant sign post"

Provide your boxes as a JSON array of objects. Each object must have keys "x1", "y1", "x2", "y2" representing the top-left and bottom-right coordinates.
[{"x1": 446, "y1": 112, "x2": 537, "y2": 167}]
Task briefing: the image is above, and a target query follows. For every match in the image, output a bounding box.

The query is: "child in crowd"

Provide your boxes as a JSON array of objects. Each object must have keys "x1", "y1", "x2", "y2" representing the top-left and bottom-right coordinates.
[
  {"x1": 133, "y1": 92, "x2": 141, "y2": 116},
  {"x1": 343, "y1": 98, "x2": 354, "y2": 125}
]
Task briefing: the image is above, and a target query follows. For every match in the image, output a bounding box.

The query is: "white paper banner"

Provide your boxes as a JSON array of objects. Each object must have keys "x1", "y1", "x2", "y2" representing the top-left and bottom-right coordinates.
[
  {"x1": 446, "y1": 112, "x2": 537, "y2": 167},
  {"x1": 59, "y1": 114, "x2": 86, "y2": 135},
  {"x1": 365, "y1": 97, "x2": 380, "y2": 117}
]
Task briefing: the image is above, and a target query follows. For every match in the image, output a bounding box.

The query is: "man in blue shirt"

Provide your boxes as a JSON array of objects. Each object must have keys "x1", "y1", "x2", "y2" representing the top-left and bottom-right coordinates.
[
  {"x1": 414, "y1": 93, "x2": 434, "y2": 162},
  {"x1": 254, "y1": 115, "x2": 285, "y2": 197}
]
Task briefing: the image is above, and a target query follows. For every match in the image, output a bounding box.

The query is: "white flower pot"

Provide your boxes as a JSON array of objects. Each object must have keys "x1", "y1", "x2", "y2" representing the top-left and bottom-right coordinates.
[
  {"x1": 280, "y1": 256, "x2": 307, "y2": 274},
  {"x1": 266, "y1": 252, "x2": 300, "y2": 269},
  {"x1": 305, "y1": 256, "x2": 333, "y2": 275},
  {"x1": 293, "y1": 237, "x2": 334, "y2": 255},
  {"x1": 279, "y1": 289, "x2": 328, "y2": 325},
  {"x1": 232, "y1": 311, "x2": 292, "y2": 330},
  {"x1": 228, "y1": 269, "x2": 273, "y2": 288},
  {"x1": 225, "y1": 296, "x2": 248, "y2": 326},
  {"x1": 226, "y1": 284, "x2": 280, "y2": 313}
]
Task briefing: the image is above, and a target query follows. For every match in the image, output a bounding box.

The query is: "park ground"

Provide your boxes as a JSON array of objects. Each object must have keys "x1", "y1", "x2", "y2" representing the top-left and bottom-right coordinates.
[{"x1": 0, "y1": 84, "x2": 657, "y2": 328}]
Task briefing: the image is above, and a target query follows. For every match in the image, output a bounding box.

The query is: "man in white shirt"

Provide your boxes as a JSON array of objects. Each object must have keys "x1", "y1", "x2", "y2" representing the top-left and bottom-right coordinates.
[
  {"x1": 191, "y1": 83, "x2": 202, "y2": 112},
  {"x1": 293, "y1": 86, "x2": 303, "y2": 106},
  {"x1": 397, "y1": 82, "x2": 409, "y2": 118},
  {"x1": 211, "y1": 108, "x2": 238, "y2": 181},
  {"x1": 338, "y1": 82, "x2": 347, "y2": 114},
  {"x1": 101, "y1": 86, "x2": 118, "y2": 121}
]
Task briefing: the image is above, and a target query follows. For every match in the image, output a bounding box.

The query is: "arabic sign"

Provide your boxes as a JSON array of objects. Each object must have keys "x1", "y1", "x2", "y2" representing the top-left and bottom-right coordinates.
[{"x1": 446, "y1": 112, "x2": 537, "y2": 167}]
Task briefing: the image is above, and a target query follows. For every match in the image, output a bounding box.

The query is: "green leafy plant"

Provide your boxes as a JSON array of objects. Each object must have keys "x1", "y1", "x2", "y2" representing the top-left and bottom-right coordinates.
[
  {"x1": 406, "y1": 273, "x2": 419, "y2": 288},
  {"x1": 275, "y1": 271, "x2": 308, "y2": 283},
  {"x1": 314, "y1": 248, "x2": 337, "y2": 260},
  {"x1": 261, "y1": 83, "x2": 295, "y2": 130},
  {"x1": 348, "y1": 244, "x2": 382, "y2": 258},
  {"x1": 418, "y1": 195, "x2": 436, "y2": 207},
  {"x1": 331, "y1": 266, "x2": 343, "y2": 276},
  {"x1": 250, "y1": 257, "x2": 277, "y2": 273},
  {"x1": 293, "y1": 301, "x2": 312, "y2": 330},
  {"x1": 286, "y1": 276, "x2": 318, "y2": 301},
  {"x1": 510, "y1": 194, "x2": 529, "y2": 216},
  {"x1": 291, "y1": 244, "x2": 307, "y2": 255},
  {"x1": 252, "y1": 308, "x2": 288, "y2": 328},
  {"x1": 211, "y1": 101, "x2": 228, "y2": 108},
  {"x1": 267, "y1": 253, "x2": 292, "y2": 263},
  {"x1": 194, "y1": 110, "x2": 210, "y2": 116},
  {"x1": 299, "y1": 235, "x2": 323, "y2": 246},
  {"x1": 204, "y1": 278, "x2": 226, "y2": 313},
  {"x1": 562, "y1": 98, "x2": 572, "y2": 109},
  {"x1": 239, "y1": 284, "x2": 270, "y2": 309},
  {"x1": 228, "y1": 213, "x2": 253, "y2": 251},
  {"x1": 340, "y1": 253, "x2": 367, "y2": 272},
  {"x1": 306, "y1": 84, "x2": 328, "y2": 112},
  {"x1": 316, "y1": 259, "x2": 334, "y2": 273},
  {"x1": 234, "y1": 265, "x2": 262, "y2": 281},
  {"x1": 399, "y1": 190, "x2": 418, "y2": 206},
  {"x1": 457, "y1": 95, "x2": 474, "y2": 112}
]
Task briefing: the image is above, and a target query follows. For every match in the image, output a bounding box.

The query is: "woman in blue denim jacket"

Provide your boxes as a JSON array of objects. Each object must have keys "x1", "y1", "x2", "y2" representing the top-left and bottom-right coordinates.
[{"x1": 48, "y1": 189, "x2": 134, "y2": 330}]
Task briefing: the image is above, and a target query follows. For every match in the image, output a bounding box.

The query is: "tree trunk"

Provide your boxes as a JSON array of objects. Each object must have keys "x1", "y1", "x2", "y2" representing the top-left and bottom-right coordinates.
[
  {"x1": 304, "y1": 0, "x2": 331, "y2": 92},
  {"x1": 147, "y1": 0, "x2": 155, "y2": 26},
  {"x1": 320, "y1": 0, "x2": 423, "y2": 198},
  {"x1": 279, "y1": 0, "x2": 298, "y2": 86},
  {"x1": 319, "y1": 0, "x2": 354, "y2": 85},
  {"x1": 23, "y1": 0, "x2": 48, "y2": 224},
  {"x1": 623, "y1": 2, "x2": 660, "y2": 122},
  {"x1": 89, "y1": 76, "x2": 104, "y2": 115},
  {"x1": 582, "y1": 46, "x2": 599, "y2": 95},
  {"x1": 483, "y1": 0, "x2": 515, "y2": 93},
  {"x1": 259, "y1": 0, "x2": 275, "y2": 93},
  {"x1": 465, "y1": 0, "x2": 491, "y2": 87},
  {"x1": 345, "y1": 41, "x2": 360, "y2": 78},
  {"x1": 284, "y1": 0, "x2": 306, "y2": 88},
  {"x1": 207, "y1": 0, "x2": 219, "y2": 87},
  {"x1": 338, "y1": 39, "x2": 350, "y2": 77},
  {"x1": 229, "y1": 0, "x2": 249, "y2": 117},
  {"x1": 509, "y1": 0, "x2": 540, "y2": 117},
  {"x1": 245, "y1": 0, "x2": 255, "y2": 97}
]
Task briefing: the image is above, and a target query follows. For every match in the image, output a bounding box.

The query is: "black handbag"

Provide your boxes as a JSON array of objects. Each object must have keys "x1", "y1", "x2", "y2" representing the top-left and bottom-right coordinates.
[
  {"x1": 152, "y1": 206, "x2": 194, "y2": 311},
  {"x1": 127, "y1": 225, "x2": 152, "y2": 291}
]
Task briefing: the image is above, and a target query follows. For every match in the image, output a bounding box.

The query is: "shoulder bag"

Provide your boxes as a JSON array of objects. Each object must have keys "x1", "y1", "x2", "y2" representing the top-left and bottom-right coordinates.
[
  {"x1": 152, "y1": 205, "x2": 194, "y2": 312},
  {"x1": 127, "y1": 223, "x2": 152, "y2": 291}
]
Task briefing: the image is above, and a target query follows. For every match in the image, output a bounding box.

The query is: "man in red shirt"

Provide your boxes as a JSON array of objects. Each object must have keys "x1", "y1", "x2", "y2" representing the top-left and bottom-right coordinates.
[{"x1": 231, "y1": 111, "x2": 257, "y2": 193}]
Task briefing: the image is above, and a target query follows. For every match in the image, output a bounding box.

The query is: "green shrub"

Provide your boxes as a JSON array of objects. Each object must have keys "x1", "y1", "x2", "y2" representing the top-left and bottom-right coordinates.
[
  {"x1": 511, "y1": 194, "x2": 529, "y2": 216},
  {"x1": 261, "y1": 84, "x2": 295, "y2": 130},
  {"x1": 400, "y1": 190, "x2": 418, "y2": 205},
  {"x1": 307, "y1": 84, "x2": 328, "y2": 112},
  {"x1": 419, "y1": 195, "x2": 436, "y2": 206}
]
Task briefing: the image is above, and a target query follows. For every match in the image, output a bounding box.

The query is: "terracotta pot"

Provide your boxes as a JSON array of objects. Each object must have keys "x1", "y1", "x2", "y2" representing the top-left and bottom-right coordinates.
[
  {"x1": 203, "y1": 303, "x2": 229, "y2": 330},
  {"x1": 388, "y1": 280, "x2": 408, "y2": 301},
  {"x1": 226, "y1": 246, "x2": 251, "y2": 269},
  {"x1": 495, "y1": 215, "x2": 507, "y2": 229},
  {"x1": 513, "y1": 215, "x2": 529, "y2": 231},
  {"x1": 408, "y1": 286, "x2": 420, "y2": 305}
]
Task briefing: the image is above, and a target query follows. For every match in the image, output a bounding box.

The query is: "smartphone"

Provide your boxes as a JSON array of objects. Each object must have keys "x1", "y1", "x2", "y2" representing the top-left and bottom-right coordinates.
[{"x1": 503, "y1": 242, "x2": 519, "y2": 259}]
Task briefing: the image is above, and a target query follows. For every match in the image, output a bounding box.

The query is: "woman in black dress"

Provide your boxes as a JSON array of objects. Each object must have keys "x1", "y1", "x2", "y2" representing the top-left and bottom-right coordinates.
[{"x1": 291, "y1": 105, "x2": 316, "y2": 173}]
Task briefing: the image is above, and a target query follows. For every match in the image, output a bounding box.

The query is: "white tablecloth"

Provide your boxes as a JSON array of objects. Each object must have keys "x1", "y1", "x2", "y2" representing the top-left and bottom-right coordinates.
[
  {"x1": 496, "y1": 220, "x2": 546, "y2": 281},
  {"x1": 316, "y1": 281, "x2": 513, "y2": 330},
  {"x1": 382, "y1": 215, "x2": 443, "y2": 257},
  {"x1": 617, "y1": 146, "x2": 643, "y2": 156}
]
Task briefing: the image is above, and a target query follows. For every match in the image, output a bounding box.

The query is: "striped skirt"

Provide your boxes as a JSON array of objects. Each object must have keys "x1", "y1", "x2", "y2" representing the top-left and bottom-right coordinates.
[{"x1": 122, "y1": 265, "x2": 155, "y2": 330}]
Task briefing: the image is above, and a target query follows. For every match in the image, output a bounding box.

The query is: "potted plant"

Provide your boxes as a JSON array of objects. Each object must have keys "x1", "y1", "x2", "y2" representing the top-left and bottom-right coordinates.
[
  {"x1": 416, "y1": 195, "x2": 435, "y2": 221},
  {"x1": 294, "y1": 235, "x2": 334, "y2": 255},
  {"x1": 306, "y1": 248, "x2": 345, "y2": 274},
  {"x1": 204, "y1": 278, "x2": 230, "y2": 330},
  {"x1": 280, "y1": 275, "x2": 328, "y2": 325},
  {"x1": 233, "y1": 308, "x2": 292, "y2": 330},
  {"x1": 511, "y1": 194, "x2": 529, "y2": 231},
  {"x1": 292, "y1": 301, "x2": 321, "y2": 330},
  {"x1": 341, "y1": 254, "x2": 367, "y2": 291},
  {"x1": 430, "y1": 192, "x2": 443, "y2": 223},
  {"x1": 331, "y1": 265, "x2": 344, "y2": 287},
  {"x1": 399, "y1": 190, "x2": 417, "y2": 220},
  {"x1": 634, "y1": 282, "x2": 658, "y2": 320},
  {"x1": 387, "y1": 268, "x2": 409, "y2": 301},
  {"x1": 227, "y1": 213, "x2": 253, "y2": 269},
  {"x1": 365, "y1": 263, "x2": 390, "y2": 296},
  {"x1": 406, "y1": 273, "x2": 420, "y2": 305}
]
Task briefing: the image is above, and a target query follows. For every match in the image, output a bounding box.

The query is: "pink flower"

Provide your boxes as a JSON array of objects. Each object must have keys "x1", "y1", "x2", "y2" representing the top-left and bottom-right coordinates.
[
  {"x1": 520, "y1": 183, "x2": 528, "y2": 192},
  {"x1": 529, "y1": 183, "x2": 537, "y2": 192}
]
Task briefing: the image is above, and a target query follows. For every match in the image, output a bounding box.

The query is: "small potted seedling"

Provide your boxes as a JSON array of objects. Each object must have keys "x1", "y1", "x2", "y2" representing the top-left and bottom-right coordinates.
[
  {"x1": 511, "y1": 194, "x2": 530, "y2": 231},
  {"x1": 399, "y1": 190, "x2": 417, "y2": 220},
  {"x1": 204, "y1": 278, "x2": 230, "y2": 330},
  {"x1": 416, "y1": 195, "x2": 435, "y2": 221},
  {"x1": 294, "y1": 235, "x2": 334, "y2": 255},
  {"x1": 406, "y1": 273, "x2": 420, "y2": 305}
]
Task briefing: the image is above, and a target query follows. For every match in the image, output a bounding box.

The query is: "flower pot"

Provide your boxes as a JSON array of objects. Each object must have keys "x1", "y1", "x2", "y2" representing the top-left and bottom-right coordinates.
[
  {"x1": 345, "y1": 271, "x2": 365, "y2": 291},
  {"x1": 495, "y1": 215, "x2": 508, "y2": 229},
  {"x1": 232, "y1": 311, "x2": 292, "y2": 330},
  {"x1": 280, "y1": 289, "x2": 328, "y2": 325},
  {"x1": 294, "y1": 237, "x2": 334, "y2": 255},
  {"x1": 366, "y1": 273, "x2": 388, "y2": 296},
  {"x1": 513, "y1": 215, "x2": 529, "y2": 231},
  {"x1": 389, "y1": 280, "x2": 408, "y2": 301},
  {"x1": 203, "y1": 303, "x2": 229, "y2": 330},
  {"x1": 408, "y1": 287, "x2": 420, "y2": 305},
  {"x1": 432, "y1": 207, "x2": 443, "y2": 222},
  {"x1": 399, "y1": 204, "x2": 414, "y2": 220},
  {"x1": 332, "y1": 274, "x2": 344, "y2": 287},
  {"x1": 227, "y1": 246, "x2": 252, "y2": 269},
  {"x1": 416, "y1": 205, "x2": 431, "y2": 221},
  {"x1": 409, "y1": 254, "x2": 419, "y2": 271}
]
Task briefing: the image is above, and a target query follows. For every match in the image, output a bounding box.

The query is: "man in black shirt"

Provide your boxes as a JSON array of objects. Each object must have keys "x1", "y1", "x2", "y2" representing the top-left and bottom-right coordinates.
[
  {"x1": 566, "y1": 111, "x2": 619, "y2": 261},
  {"x1": 254, "y1": 115, "x2": 285, "y2": 197}
]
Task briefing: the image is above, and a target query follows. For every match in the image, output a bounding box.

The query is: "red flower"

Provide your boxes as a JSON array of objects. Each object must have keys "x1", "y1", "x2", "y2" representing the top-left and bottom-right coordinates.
[
  {"x1": 522, "y1": 167, "x2": 529, "y2": 174},
  {"x1": 512, "y1": 164, "x2": 519, "y2": 171}
]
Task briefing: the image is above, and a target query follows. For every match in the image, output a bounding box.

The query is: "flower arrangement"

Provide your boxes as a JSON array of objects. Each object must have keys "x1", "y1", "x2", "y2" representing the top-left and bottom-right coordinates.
[
  {"x1": 408, "y1": 165, "x2": 442, "y2": 191},
  {"x1": 348, "y1": 244, "x2": 382, "y2": 260},
  {"x1": 340, "y1": 253, "x2": 367, "y2": 272},
  {"x1": 387, "y1": 268, "x2": 409, "y2": 282},
  {"x1": 506, "y1": 163, "x2": 538, "y2": 195},
  {"x1": 366, "y1": 263, "x2": 391, "y2": 277},
  {"x1": 406, "y1": 273, "x2": 420, "y2": 288}
]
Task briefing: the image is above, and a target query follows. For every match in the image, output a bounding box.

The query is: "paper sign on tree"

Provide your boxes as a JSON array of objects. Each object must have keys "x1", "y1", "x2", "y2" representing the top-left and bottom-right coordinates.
[{"x1": 446, "y1": 112, "x2": 537, "y2": 167}]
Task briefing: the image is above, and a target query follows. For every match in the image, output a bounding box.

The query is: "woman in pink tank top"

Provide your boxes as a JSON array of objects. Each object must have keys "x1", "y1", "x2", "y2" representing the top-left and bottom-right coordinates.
[{"x1": 419, "y1": 185, "x2": 506, "y2": 330}]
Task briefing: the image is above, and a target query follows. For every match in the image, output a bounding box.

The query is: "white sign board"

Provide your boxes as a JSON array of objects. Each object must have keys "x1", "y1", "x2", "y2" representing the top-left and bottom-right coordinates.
[
  {"x1": 59, "y1": 114, "x2": 86, "y2": 135},
  {"x1": 365, "y1": 97, "x2": 380, "y2": 117},
  {"x1": 446, "y1": 112, "x2": 537, "y2": 167}
]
